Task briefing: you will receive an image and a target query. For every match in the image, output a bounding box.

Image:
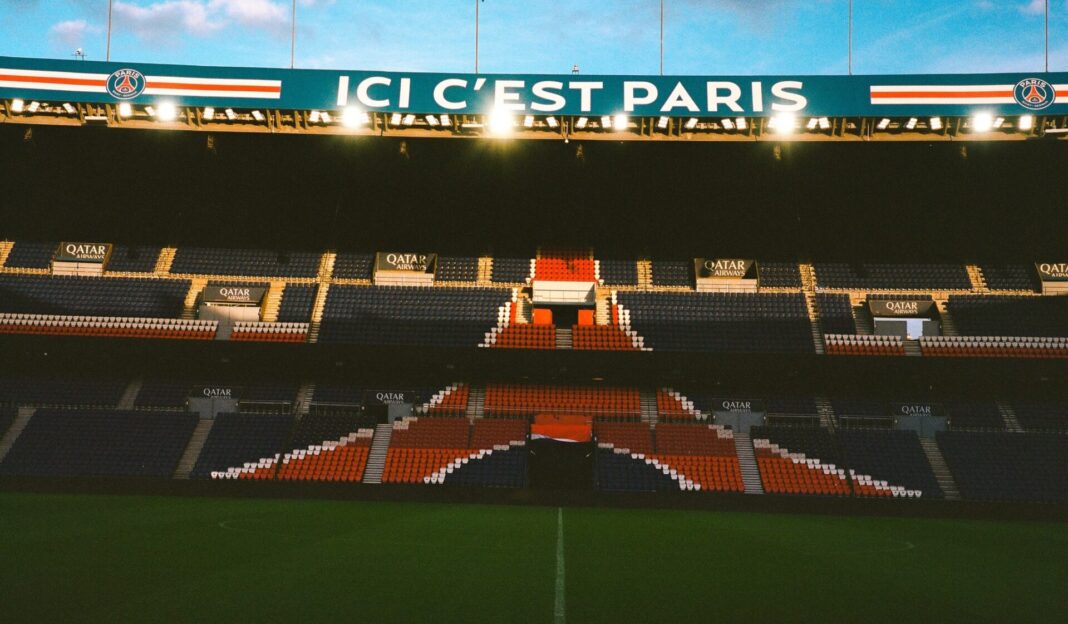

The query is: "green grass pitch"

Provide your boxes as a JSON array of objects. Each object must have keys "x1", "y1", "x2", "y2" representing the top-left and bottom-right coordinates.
[{"x1": 1, "y1": 492, "x2": 1065, "y2": 623}]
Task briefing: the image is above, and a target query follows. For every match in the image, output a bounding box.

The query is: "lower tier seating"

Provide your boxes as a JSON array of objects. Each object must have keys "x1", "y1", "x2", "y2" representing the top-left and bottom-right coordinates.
[
  {"x1": 946, "y1": 402, "x2": 1005, "y2": 430},
  {"x1": 571, "y1": 325, "x2": 637, "y2": 351},
  {"x1": 839, "y1": 429, "x2": 942, "y2": 498},
  {"x1": 441, "y1": 446, "x2": 527, "y2": 487},
  {"x1": 825, "y1": 334, "x2": 905, "y2": 356},
  {"x1": 484, "y1": 384, "x2": 641, "y2": 420},
  {"x1": 275, "y1": 430, "x2": 373, "y2": 482},
  {"x1": 920, "y1": 336, "x2": 1068, "y2": 359},
  {"x1": 0, "y1": 275, "x2": 190, "y2": 317},
  {"x1": 594, "y1": 422, "x2": 743, "y2": 492},
  {"x1": 751, "y1": 426, "x2": 851, "y2": 496},
  {"x1": 947, "y1": 295, "x2": 1068, "y2": 337},
  {"x1": 382, "y1": 416, "x2": 528, "y2": 486},
  {"x1": 595, "y1": 448, "x2": 678, "y2": 491},
  {"x1": 490, "y1": 324, "x2": 556, "y2": 349},
  {"x1": 0, "y1": 313, "x2": 217, "y2": 340},
  {"x1": 937, "y1": 431, "x2": 1068, "y2": 503},
  {"x1": 192, "y1": 413, "x2": 294, "y2": 479},
  {"x1": 0, "y1": 409, "x2": 196, "y2": 477},
  {"x1": 1010, "y1": 402, "x2": 1068, "y2": 432},
  {"x1": 230, "y1": 321, "x2": 308, "y2": 343},
  {"x1": 0, "y1": 376, "x2": 126, "y2": 407}
]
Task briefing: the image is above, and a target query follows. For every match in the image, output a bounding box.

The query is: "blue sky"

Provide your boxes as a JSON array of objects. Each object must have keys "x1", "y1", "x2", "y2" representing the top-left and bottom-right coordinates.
[{"x1": 0, "y1": 0, "x2": 1065, "y2": 75}]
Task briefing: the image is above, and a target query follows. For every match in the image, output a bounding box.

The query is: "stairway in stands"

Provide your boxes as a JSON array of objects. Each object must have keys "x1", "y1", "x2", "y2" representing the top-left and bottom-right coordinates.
[
  {"x1": 362, "y1": 424, "x2": 393, "y2": 484},
  {"x1": 903, "y1": 340, "x2": 922, "y2": 357},
  {"x1": 919, "y1": 438, "x2": 961, "y2": 500},
  {"x1": 295, "y1": 382, "x2": 315, "y2": 415},
  {"x1": 173, "y1": 419, "x2": 216, "y2": 479},
  {"x1": 966, "y1": 264, "x2": 989, "y2": 292},
  {"x1": 799, "y1": 264, "x2": 825, "y2": 354},
  {"x1": 852, "y1": 297, "x2": 874, "y2": 335},
  {"x1": 815, "y1": 397, "x2": 837, "y2": 431},
  {"x1": 261, "y1": 282, "x2": 286, "y2": 322},
  {"x1": 935, "y1": 300, "x2": 960, "y2": 336},
  {"x1": 466, "y1": 386, "x2": 485, "y2": 419},
  {"x1": 555, "y1": 327, "x2": 573, "y2": 350},
  {"x1": 732, "y1": 432, "x2": 765, "y2": 494},
  {"x1": 307, "y1": 283, "x2": 331, "y2": 343},
  {"x1": 0, "y1": 407, "x2": 35, "y2": 463},
  {"x1": 0, "y1": 240, "x2": 13, "y2": 267},
  {"x1": 117, "y1": 379, "x2": 143, "y2": 410},
  {"x1": 640, "y1": 390, "x2": 658, "y2": 424},
  {"x1": 154, "y1": 247, "x2": 176, "y2": 275},
  {"x1": 996, "y1": 401, "x2": 1024, "y2": 432},
  {"x1": 181, "y1": 278, "x2": 208, "y2": 320}
]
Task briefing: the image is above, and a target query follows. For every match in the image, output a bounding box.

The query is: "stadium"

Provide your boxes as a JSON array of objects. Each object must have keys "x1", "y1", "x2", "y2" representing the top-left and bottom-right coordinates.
[{"x1": 1, "y1": 1, "x2": 1067, "y2": 622}]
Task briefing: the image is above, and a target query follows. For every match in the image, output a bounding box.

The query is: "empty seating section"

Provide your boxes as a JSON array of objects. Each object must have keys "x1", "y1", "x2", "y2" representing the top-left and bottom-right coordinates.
[
  {"x1": 979, "y1": 264, "x2": 1037, "y2": 292},
  {"x1": 653, "y1": 424, "x2": 744, "y2": 492},
  {"x1": 597, "y1": 259, "x2": 638, "y2": 286},
  {"x1": 0, "y1": 275, "x2": 189, "y2": 317},
  {"x1": 0, "y1": 408, "x2": 13, "y2": 437},
  {"x1": 534, "y1": 253, "x2": 595, "y2": 282},
  {"x1": 594, "y1": 422, "x2": 653, "y2": 453},
  {"x1": 832, "y1": 399, "x2": 889, "y2": 420},
  {"x1": 0, "y1": 376, "x2": 125, "y2": 407},
  {"x1": 815, "y1": 293, "x2": 856, "y2": 334},
  {"x1": 767, "y1": 397, "x2": 819, "y2": 418},
  {"x1": 484, "y1": 384, "x2": 641, "y2": 420},
  {"x1": 276, "y1": 285, "x2": 316, "y2": 322},
  {"x1": 471, "y1": 418, "x2": 529, "y2": 448},
  {"x1": 757, "y1": 262, "x2": 802, "y2": 288},
  {"x1": 382, "y1": 417, "x2": 470, "y2": 483},
  {"x1": 4, "y1": 241, "x2": 55, "y2": 268},
  {"x1": 191, "y1": 413, "x2": 294, "y2": 478},
  {"x1": 424, "y1": 384, "x2": 469, "y2": 416},
  {"x1": 170, "y1": 247, "x2": 320, "y2": 278},
  {"x1": 490, "y1": 257, "x2": 532, "y2": 283},
  {"x1": 839, "y1": 429, "x2": 941, "y2": 498},
  {"x1": 276, "y1": 419, "x2": 373, "y2": 483},
  {"x1": 1010, "y1": 402, "x2": 1068, "y2": 432},
  {"x1": 813, "y1": 264, "x2": 971, "y2": 290},
  {"x1": 135, "y1": 381, "x2": 190, "y2": 408},
  {"x1": 435, "y1": 257, "x2": 479, "y2": 282},
  {"x1": 443, "y1": 447, "x2": 526, "y2": 487},
  {"x1": 595, "y1": 448, "x2": 677, "y2": 491},
  {"x1": 0, "y1": 313, "x2": 217, "y2": 340},
  {"x1": 937, "y1": 431, "x2": 1068, "y2": 503},
  {"x1": 230, "y1": 321, "x2": 307, "y2": 343},
  {"x1": 946, "y1": 402, "x2": 1004, "y2": 430},
  {"x1": 492, "y1": 324, "x2": 556, "y2": 349},
  {"x1": 650, "y1": 260, "x2": 691, "y2": 287},
  {"x1": 947, "y1": 296, "x2": 1068, "y2": 337},
  {"x1": 106, "y1": 246, "x2": 161, "y2": 273},
  {"x1": 618, "y1": 292, "x2": 813, "y2": 353},
  {"x1": 751, "y1": 426, "x2": 851, "y2": 496},
  {"x1": 920, "y1": 335, "x2": 1068, "y2": 358},
  {"x1": 318, "y1": 286, "x2": 510, "y2": 347},
  {"x1": 656, "y1": 389, "x2": 700, "y2": 421},
  {"x1": 0, "y1": 409, "x2": 196, "y2": 477},
  {"x1": 824, "y1": 334, "x2": 905, "y2": 356},
  {"x1": 332, "y1": 253, "x2": 374, "y2": 280},
  {"x1": 571, "y1": 325, "x2": 637, "y2": 351}
]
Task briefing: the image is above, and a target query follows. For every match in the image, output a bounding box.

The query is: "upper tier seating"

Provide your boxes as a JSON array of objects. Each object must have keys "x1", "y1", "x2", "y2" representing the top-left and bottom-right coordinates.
[
  {"x1": 832, "y1": 399, "x2": 889, "y2": 419},
  {"x1": 757, "y1": 262, "x2": 802, "y2": 288},
  {"x1": 484, "y1": 384, "x2": 641, "y2": 420},
  {"x1": 946, "y1": 402, "x2": 1005, "y2": 430},
  {"x1": 815, "y1": 293, "x2": 857, "y2": 334},
  {"x1": 0, "y1": 409, "x2": 196, "y2": 477},
  {"x1": 598, "y1": 259, "x2": 639, "y2": 286},
  {"x1": 947, "y1": 296, "x2": 1068, "y2": 337},
  {"x1": 534, "y1": 253, "x2": 595, "y2": 282},
  {"x1": 937, "y1": 431, "x2": 1068, "y2": 503},
  {"x1": 318, "y1": 286, "x2": 510, "y2": 348},
  {"x1": 0, "y1": 275, "x2": 189, "y2": 317},
  {"x1": 276, "y1": 284, "x2": 317, "y2": 323},
  {"x1": 332, "y1": 253, "x2": 374, "y2": 280},
  {"x1": 618, "y1": 292, "x2": 813, "y2": 353},
  {"x1": 0, "y1": 376, "x2": 125, "y2": 407},
  {"x1": 1010, "y1": 402, "x2": 1068, "y2": 432},
  {"x1": 813, "y1": 264, "x2": 971, "y2": 290},
  {"x1": 490, "y1": 257, "x2": 532, "y2": 283},
  {"x1": 171, "y1": 247, "x2": 320, "y2": 277},
  {"x1": 106, "y1": 246, "x2": 161, "y2": 273},
  {"x1": 4, "y1": 241, "x2": 55, "y2": 268},
  {"x1": 435, "y1": 257, "x2": 480, "y2": 282},
  {"x1": 838, "y1": 429, "x2": 942, "y2": 498},
  {"x1": 979, "y1": 264, "x2": 1038, "y2": 292},
  {"x1": 649, "y1": 260, "x2": 692, "y2": 287},
  {"x1": 191, "y1": 412, "x2": 294, "y2": 478}
]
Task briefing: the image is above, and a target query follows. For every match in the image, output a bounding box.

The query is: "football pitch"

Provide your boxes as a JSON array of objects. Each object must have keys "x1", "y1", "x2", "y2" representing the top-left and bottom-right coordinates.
[{"x1": 1, "y1": 493, "x2": 1065, "y2": 623}]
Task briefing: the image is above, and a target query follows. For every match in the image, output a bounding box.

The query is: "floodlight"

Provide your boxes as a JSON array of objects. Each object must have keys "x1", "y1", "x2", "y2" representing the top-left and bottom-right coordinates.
[
  {"x1": 426, "y1": 114, "x2": 439, "y2": 126},
  {"x1": 402, "y1": 114, "x2": 415, "y2": 126},
  {"x1": 118, "y1": 102, "x2": 132, "y2": 118},
  {"x1": 656, "y1": 116, "x2": 669, "y2": 129},
  {"x1": 11, "y1": 99, "x2": 24, "y2": 113},
  {"x1": 390, "y1": 113, "x2": 402, "y2": 125},
  {"x1": 224, "y1": 108, "x2": 236, "y2": 120},
  {"x1": 1018, "y1": 114, "x2": 1034, "y2": 130},
  {"x1": 575, "y1": 116, "x2": 588, "y2": 129},
  {"x1": 440, "y1": 114, "x2": 451, "y2": 125},
  {"x1": 735, "y1": 117, "x2": 747, "y2": 130},
  {"x1": 807, "y1": 117, "x2": 819, "y2": 130},
  {"x1": 877, "y1": 118, "x2": 890, "y2": 130},
  {"x1": 27, "y1": 101, "x2": 40, "y2": 113},
  {"x1": 818, "y1": 117, "x2": 830, "y2": 130},
  {"x1": 157, "y1": 102, "x2": 177, "y2": 121},
  {"x1": 523, "y1": 115, "x2": 534, "y2": 128},
  {"x1": 545, "y1": 116, "x2": 557, "y2": 128},
  {"x1": 929, "y1": 117, "x2": 943, "y2": 130},
  {"x1": 487, "y1": 108, "x2": 515, "y2": 135},
  {"x1": 971, "y1": 112, "x2": 993, "y2": 132},
  {"x1": 600, "y1": 115, "x2": 612, "y2": 128},
  {"x1": 721, "y1": 118, "x2": 735, "y2": 130},
  {"x1": 684, "y1": 117, "x2": 698, "y2": 130},
  {"x1": 202, "y1": 107, "x2": 215, "y2": 121},
  {"x1": 309, "y1": 110, "x2": 321, "y2": 123},
  {"x1": 62, "y1": 102, "x2": 76, "y2": 114},
  {"x1": 613, "y1": 114, "x2": 628, "y2": 130},
  {"x1": 250, "y1": 110, "x2": 264, "y2": 122},
  {"x1": 769, "y1": 113, "x2": 796, "y2": 134},
  {"x1": 905, "y1": 117, "x2": 918, "y2": 130},
  {"x1": 342, "y1": 107, "x2": 365, "y2": 128}
]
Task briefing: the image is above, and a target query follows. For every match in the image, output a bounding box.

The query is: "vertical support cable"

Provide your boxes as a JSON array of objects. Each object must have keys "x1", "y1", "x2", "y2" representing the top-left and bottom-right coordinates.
[
  {"x1": 106, "y1": 0, "x2": 113, "y2": 62},
  {"x1": 848, "y1": 0, "x2": 853, "y2": 75},
  {"x1": 291, "y1": 0, "x2": 297, "y2": 69},
  {"x1": 475, "y1": 0, "x2": 480, "y2": 73},
  {"x1": 660, "y1": 0, "x2": 664, "y2": 76}
]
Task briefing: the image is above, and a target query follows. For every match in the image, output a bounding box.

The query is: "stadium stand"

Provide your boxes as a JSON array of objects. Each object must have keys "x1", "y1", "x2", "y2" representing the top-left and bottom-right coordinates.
[
  {"x1": 751, "y1": 426, "x2": 852, "y2": 496},
  {"x1": 0, "y1": 275, "x2": 189, "y2": 317},
  {"x1": 814, "y1": 293, "x2": 857, "y2": 334},
  {"x1": 757, "y1": 262, "x2": 803, "y2": 288},
  {"x1": 595, "y1": 447, "x2": 678, "y2": 491},
  {"x1": 490, "y1": 323, "x2": 556, "y2": 349},
  {"x1": 0, "y1": 409, "x2": 196, "y2": 477},
  {"x1": 977, "y1": 264, "x2": 1038, "y2": 292},
  {"x1": 318, "y1": 285, "x2": 511, "y2": 347},
  {"x1": 946, "y1": 401, "x2": 1005, "y2": 430},
  {"x1": 191, "y1": 412, "x2": 294, "y2": 479},
  {"x1": 275, "y1": 413, "x2": 376, "y2": 482},
  {"x1": 652, "y1": 423, "x2": 744, "y2": 492},
  {"x1": 946, "y1": 295, "x2": 1068, "y2": 337},
  {"x1": 617, "y1": 292, "x2": 813, "y2": 353},
  {"x1": 435, "y1": 257, "x2": 480, "y2": 282},
  {"x1": 332, "y1": 253, "x2": 374, "y2": 280},
  {"x1": 597, "y1": 259, "x2": 639, "y2": 286},
  {"x1": 0, "y1": 376, "x2": 126, "y2": 407},
  {"x1": 937, "y1": 431, "x2": 1068, "y2": 503},
  {"x1": 920, "y1": 335, "x2": 1068, "y2": 359},
  {"x1": 484, "y1": 384, "x2": 641, "y2": 420},
  {"x1": 106, "y1": 245, "x2": 162, "y2": 273},
  {"x1": 813, "y1": 263, "x2": 972, "y2": 290},
  {"x1": 824, "y1": 334, "x2": 905, "y2": 356},
  {"x1": 649, "y1": 260, "x2": 692, "y2": 287},
  {"x1": 170, "y1": 247, "x2": 320, "y2": 278},
  {"x1": 534, "y1": 251, "x2": 596, "y2": 282},
  {"x1": 1009, "y1": 402, "x2": 1068, "y2": 432},
  {"x1": 838, "y1": 429, "x2": 941, "y2": 498},
  {"x1": 490, "y1": 257, "x2": 532, "y2": 283},
  {"x1": 0, "y1": 407, "x2": 16, "y2": 438},
  {"x1": 3, "y1": 241, "x2": 55, "y2": 269},
  {"x1": 571, "y1": 325, "x2": 638, "y2": 351}
]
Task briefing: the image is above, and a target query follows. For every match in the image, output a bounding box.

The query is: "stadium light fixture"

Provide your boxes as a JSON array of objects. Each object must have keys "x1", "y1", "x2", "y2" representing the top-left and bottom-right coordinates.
[
  {"x1": 117, "y1": 102, "x2": 132, "y2": 118},
  {"x1": 1019, "y1": 114, "x2": 1034, "y2": 131},
  {"x1": 487, "y1": 108, "x2": 515, "y2": 135},
  {"x1": 806, "y1": 117, "x2": 819, "y2": 130},
  {"x1": 320, "y1": 111, "x2": 332, "y2": 123},
  {"x1": 600, "y1": 115, "x2": 612, "y2": 128},
  {"x1": 613, "y1": 114, "x2": 629, "y2": 130},
  {"x1": 684, "y1": 117, "x2": 698, "y2": 130},
  {"x1": 144, "y1": 105, "x2": 156, "y2": 117},
  {"x1": 426, "y1": 114, "x2": 440, "y2": 126},
  {"x1": 575, "y1": 116, "x2": 588, "y2": 129},
  {"x1": 905, "y1": 117, "x2": 918, "y2": 130},
  {"x1": 545, "y1": 116, "x2": 558, "y2": 128},
  {"x1": 202, "y1": 107, "x2": 215, "y2": 121},
  {"x1": 389, "y1": 113, "x2": 402, "y2": 126},
  {"x1": 342, "y1": 107, "x2": 365, "y2": 128},
  {"x1": 769, "y1": 113, "x2": 796, "y2": 134},
  {"x1": 971, "y1": 112, "x2": 993, "y2": 132},
  {"x1": 656, "y1": 116, "x2": 669, "y2": 129},
  {"x1": 11, "y1": 99, "x2": 24, "y2": 113},
  {"x1": 876, "y1": 118, "x2": 890, "y2": 130},
  {"x1": 441, "y1": 114, "x2": 451, "y2": 125},
  {"x1": 735, "y1": 117, "x2": 747, "y2": 130},
  {"x1": 157, "y1": 102, "x2": 178, "y2": 121},
  {"x1": 721, "y1": 118, "x2": 735, "y2": 130},
  {"x1": 309, "y1": 110, "x2": 321, "y2": 123},
  {"x1": 818, "y1": 117, "x2": 831, "y2": 130},
  {"x1": 62, "y1": 102, "x2": 76, "y2": 115},
  {"x1": 993, "y1": 117, "x2": 1005, "y2": 128},
  {"x1": 929, "y1": 116, "x2": 943, "y2": 130},
  {"x1": 523, "y1": 115, "x2": 534, "y2": 128},
  {"x1": 27, "y1": 101, "x2": 40, "y2": 113},
  {"x1": 402, "y1": 114, "x2": 415, "y2": 126},
  {"x1": 224, "y1": 108, "x2": 236, "y2": 121},
  {"x1": 250, "y1": 110, "x2": 265, "y2": 122}
]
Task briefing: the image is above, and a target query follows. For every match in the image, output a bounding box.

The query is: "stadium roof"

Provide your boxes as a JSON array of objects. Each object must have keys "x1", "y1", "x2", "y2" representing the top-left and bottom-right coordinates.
[{"x1": 2, "y1": 55, "x2": 1067, "y2": 141}]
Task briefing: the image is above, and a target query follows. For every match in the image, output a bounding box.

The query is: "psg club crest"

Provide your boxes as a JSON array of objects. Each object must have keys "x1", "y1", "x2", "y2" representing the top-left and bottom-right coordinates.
[
  {"x1": 106, "y1": 68, "x2": 146, "y2": 100},
  {"x1": 1013, "y1": 78, "x2": 1055, "y2": 111}
]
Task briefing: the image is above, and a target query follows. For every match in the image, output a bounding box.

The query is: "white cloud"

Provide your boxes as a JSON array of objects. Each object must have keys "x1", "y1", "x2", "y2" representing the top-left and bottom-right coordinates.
[
  {"x1": 48, "y1": 19, "x2": 101, "y2": 49},
  {"x1": 1019, "y1": 0, "x2": 1045, "y2": 15},
  {"x1": 209, "y1": 0, "x2": 288, "y2": 33},
  {"x1": 109, "y1": 0, "x2": 303, "y2": 44}
]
